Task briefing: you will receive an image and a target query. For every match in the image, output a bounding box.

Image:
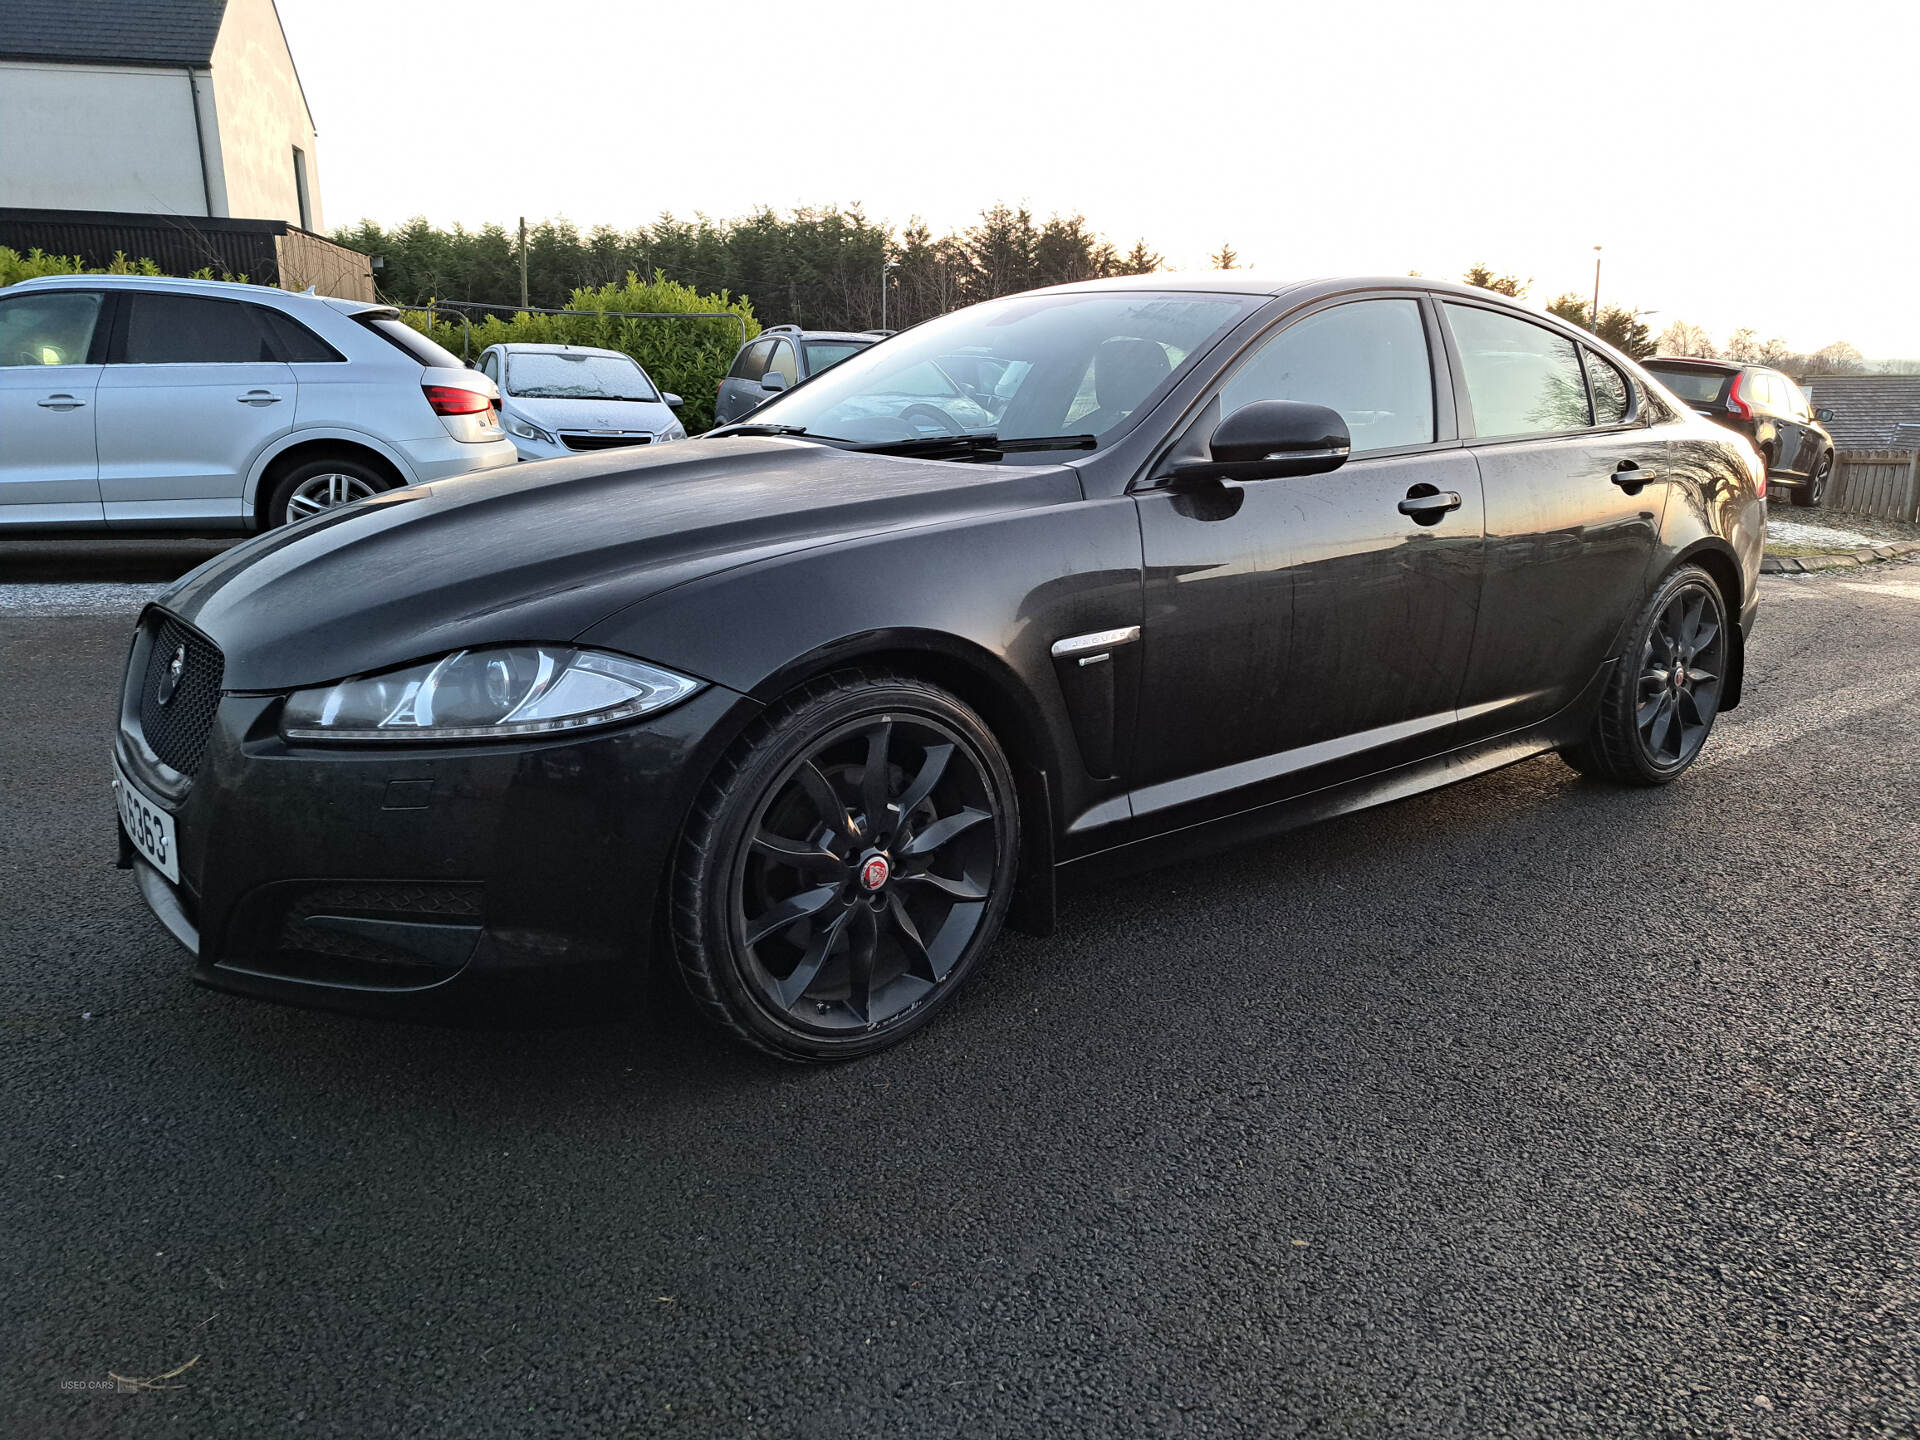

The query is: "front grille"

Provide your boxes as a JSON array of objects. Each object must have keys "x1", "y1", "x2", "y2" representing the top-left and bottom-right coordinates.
[
  {"x1": 137, "y1": 615, "x2": 224, "y2": 777},
  {"x1": 561, "y1": 432, "x2": 653, "y2": 452}
]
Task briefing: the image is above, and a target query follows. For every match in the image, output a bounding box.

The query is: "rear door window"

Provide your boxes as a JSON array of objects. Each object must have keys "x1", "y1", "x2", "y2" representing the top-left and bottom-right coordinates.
[
  {"x1": 0, "y1": 291, "x2": 103, "y2": 366},
  {"x1": 1444, "y1": 303, "x2": 1590, "y2": 438},
  {"x1": 1585, "y1": 350, "x2": 1631, "y2": 425},
  {"x1": 260, "y1": 309, "x2": 343, "y2": 363},
  {"x1": 118, "y1": 293, "x2": 282, "y2": 364},
  {"x1": 730, "y1": 341, "x2": 773, "y2": 380}
]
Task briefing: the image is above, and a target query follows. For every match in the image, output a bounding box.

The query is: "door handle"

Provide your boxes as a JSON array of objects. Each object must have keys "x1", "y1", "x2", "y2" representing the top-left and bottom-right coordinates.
[
  {"x1": 36, "y1": 394, "x2": 86, "y2": 410},
  {"x1": 1612, "y1": 462, "x2": 1662, "y2": 491},
  {"x1": 236, "y1": 390, "x2": 284, "y2": 405},
  {"x1": 1397, "y1": 488, "x2": 1462, "y2": 522}
]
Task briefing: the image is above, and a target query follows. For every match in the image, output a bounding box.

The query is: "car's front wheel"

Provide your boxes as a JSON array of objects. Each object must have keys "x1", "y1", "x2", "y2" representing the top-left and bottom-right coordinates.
[
  {"x1": 672, "y1": 670, "x2": 1019, "y2": 1061},
  {"x1": 1562, "y1": 564, "x2": 1729, "y2": 785},
  {"x1": 1793, "y1": 451, "x2": 1831, "y2": 508}
]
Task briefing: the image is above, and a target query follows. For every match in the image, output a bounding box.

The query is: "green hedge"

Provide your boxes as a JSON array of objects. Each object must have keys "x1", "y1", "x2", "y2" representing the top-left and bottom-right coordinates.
[
  {"x1": 401, "y1": 272, "x2": 758, "y2": 434},
  {"x1": 0, "y1": 245, "x2": 249, "y2": 286}
]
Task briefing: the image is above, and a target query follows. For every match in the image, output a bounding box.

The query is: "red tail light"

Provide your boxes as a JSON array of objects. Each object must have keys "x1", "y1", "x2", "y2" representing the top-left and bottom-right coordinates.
[
  {"x1": 422, "y1": 384, "x2": 491, "y2": 416},
  {"x1": 1726, "y1": 372, "x2": 1752, "y2": 421}
]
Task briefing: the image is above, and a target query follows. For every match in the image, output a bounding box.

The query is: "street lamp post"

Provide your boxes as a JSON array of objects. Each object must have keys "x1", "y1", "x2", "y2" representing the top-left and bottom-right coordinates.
[
  {"x1": 880, "y1": 260, "x2": 901, "y2": 332},
  {"x1": 1591, "y1": 245, "x2": 1603, "y2": 330}
]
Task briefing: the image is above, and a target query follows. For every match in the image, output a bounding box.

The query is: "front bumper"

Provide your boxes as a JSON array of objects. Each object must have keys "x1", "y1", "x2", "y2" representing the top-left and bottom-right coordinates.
[{"x1": 116, "y1": 681, "x2": 752, "y2": 1019}]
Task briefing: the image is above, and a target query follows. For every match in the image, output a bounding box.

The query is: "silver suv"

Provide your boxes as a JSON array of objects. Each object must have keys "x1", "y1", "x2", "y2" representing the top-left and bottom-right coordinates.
[
  {"x1": 0, "y1": 274, "x2": 517, "y2": 530},
  {"x1": 712, "y1": 326, "x2": 879, "y2": 427}
]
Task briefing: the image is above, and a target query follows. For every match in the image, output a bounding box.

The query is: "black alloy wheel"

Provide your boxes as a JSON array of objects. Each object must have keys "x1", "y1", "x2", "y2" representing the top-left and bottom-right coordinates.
[
  {"x1": 1562, "y1": 564, "x2": 1729, "y2": 785},
  {"x1": 673, "y1": 671, "x2": 1018, "y2": 1061},
  {"x1": 1793, "y1": 451, "x2": 1831, "y2": 508}
]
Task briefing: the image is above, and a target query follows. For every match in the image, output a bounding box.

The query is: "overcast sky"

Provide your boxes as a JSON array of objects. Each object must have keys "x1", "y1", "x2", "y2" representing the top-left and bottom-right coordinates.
[{"x1": 280, "y1": 0, "x2": 1918, "y2": 357}]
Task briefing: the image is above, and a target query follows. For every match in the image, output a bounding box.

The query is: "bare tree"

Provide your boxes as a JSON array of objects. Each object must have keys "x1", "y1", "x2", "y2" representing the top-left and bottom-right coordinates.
[{"x1": 1656, "y1": 320, "x2": 1716, "y2": 358}]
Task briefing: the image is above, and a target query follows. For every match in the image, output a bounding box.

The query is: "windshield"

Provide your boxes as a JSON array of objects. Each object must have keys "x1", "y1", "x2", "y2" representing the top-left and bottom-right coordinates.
[
  {"x1": 803, "y1": 339, "x2": 871, "y2": 374},
  {"x1": 506, "y1": 351, "x2": 658, "y2": 402},
  {"x1": 1646, "y1": 364, "x2": 1729, "y2": 405},
  {"x1": 741, "y1": 291, "x2": 1256, "y2": 445}
]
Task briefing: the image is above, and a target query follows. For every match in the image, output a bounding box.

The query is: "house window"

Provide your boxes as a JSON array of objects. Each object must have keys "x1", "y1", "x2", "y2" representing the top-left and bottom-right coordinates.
[{"x1": 291, "y1": 146, "x2": 312, "y2": 230}]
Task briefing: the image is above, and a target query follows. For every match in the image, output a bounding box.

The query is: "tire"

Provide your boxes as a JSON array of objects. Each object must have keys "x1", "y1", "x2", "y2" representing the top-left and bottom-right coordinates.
[
  {"x1": 263, "y1": 454, "x2": 391, "y2": 528},
  {"x1": 671, "y1": 669, "x2": 1019, "y2": 1062},
  {"x1": 1792, "y1": 451, "x2": 1831, "y2": 508},
  {"x1": 1561, "y1": 564, "x2": 1730, "y2": 786}
]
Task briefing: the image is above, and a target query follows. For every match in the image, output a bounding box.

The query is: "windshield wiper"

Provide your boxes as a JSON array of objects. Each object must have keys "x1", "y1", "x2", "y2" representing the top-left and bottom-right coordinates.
[
  {"x1": 707, "y1": 422, "x2": 815, "y2": 438},
  {"x1": 844, "y1": 432, "x2": 1098, "y2": 461}
]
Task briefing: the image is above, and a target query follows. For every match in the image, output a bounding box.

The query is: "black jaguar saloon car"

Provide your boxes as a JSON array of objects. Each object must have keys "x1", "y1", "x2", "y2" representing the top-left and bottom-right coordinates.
[{"x1": 112, "y1": 275, "x2": 1765, "y2": 1060}]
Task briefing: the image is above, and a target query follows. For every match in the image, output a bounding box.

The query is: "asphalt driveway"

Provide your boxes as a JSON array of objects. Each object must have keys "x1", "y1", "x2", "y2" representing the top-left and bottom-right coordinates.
[{"x1": 2, "y1": 564, "x2": 1917, "y2": 1438}]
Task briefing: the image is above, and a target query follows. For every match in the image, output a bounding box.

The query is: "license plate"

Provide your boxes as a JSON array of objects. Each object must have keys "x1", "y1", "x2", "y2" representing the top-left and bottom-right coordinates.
[{"x1": 113, "y1": 758, "x2": 179, "y2": 884}]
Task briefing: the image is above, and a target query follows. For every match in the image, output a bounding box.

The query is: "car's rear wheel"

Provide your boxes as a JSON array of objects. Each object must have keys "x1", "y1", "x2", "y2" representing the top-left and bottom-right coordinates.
[
  {"x1": 672, "y1": 670, "x2": 1018, "y2": 1061},
  {"x1": 1793, "y1": 451, "x2": 1831, "y2": 508},
  {"x1": 1562, "y1": 564, "x2": 1728, "y2": 785},
  {"x1": 264, "y1": 455, "x2": 391, "y2": 528}
]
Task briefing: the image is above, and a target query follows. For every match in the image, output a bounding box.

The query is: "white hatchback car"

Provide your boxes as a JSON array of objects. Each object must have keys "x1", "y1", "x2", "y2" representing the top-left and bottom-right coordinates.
[
  {"x1": 0, "y1": 274, "x2": 517, "y2": 530},
  {"x1": 475, "y1": 343, "x2": 686, "y2": 461}
]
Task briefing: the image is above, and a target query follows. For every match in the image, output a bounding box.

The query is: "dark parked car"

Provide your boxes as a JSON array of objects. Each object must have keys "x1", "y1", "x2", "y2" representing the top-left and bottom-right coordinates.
[
  {"x1": 113, "y1": 276, "x2": 1765, "y2": 1061},
  {"x1": 712, "y1": 325, "x2": 878, "y2": 427},
  {"x1": 1643, "y1": 357, "x2": 1835, "y2": 506}
]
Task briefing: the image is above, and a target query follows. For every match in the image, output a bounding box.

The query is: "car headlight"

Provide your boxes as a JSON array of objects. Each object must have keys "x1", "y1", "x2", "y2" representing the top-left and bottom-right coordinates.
[
  {"x1": 281, "y1": 646, "x2": 703, "y2": 742},
  {"x1": 503, "y1": 414, "x2": 556, "y2": 444},
  {"x1": 659, "y1": 419, "x2": 687, "y2": 441}
]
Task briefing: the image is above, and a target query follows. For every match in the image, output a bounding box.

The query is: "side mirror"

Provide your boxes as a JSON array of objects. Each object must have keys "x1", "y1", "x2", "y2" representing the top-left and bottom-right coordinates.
[
  {"x1": 1173, "y1": 400, "x2": 1351, "y2": 486},
  {"x1": 1815, "y1": 407, "x2": 1834, "y2": 422},
  {"x1": 664, "y1": 392, "x2": 684, "y2": 409},
  {"x1": 759, "y1": 372, "x2": 788, "y2": 393}
]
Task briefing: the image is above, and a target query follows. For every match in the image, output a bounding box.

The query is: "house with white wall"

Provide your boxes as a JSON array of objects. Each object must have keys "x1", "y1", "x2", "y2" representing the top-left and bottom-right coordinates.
[
  {"x1": 0, "y1": 0, "x2": 371, "y2": 298},
  {"x1": 1, "y1": 0, "x2": 324, "y2": 228}
]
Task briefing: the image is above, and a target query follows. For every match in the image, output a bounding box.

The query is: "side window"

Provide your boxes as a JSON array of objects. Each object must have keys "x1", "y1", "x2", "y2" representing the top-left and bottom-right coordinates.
[
  {"x1": 1585, "y1": 349, "x2": 1631, "y2": 426},
  {"x1": 730, "y1": 340, "x2": 773, "y2": 380},
  {"x1": 0, "y1": 291, "x2": 103, "y2": 367},
  {"x1": 1218, "y1": 298, "x2": 1435, "y2": 453},
  {"x1": 1444, "y1": 303, "x2": 1590, "y2": 438},
  {"x1": 1780, "y1": 376, "x2": 1810, "y2": 418},
  {"x1": 479, "y1": 352, "x2": 499, "y2": 382},
  {"x1": 766, "y1": 340, "x2": 799, "y2": 386},
  {"x1": 259, "y1": 308, "x2": 342, "y2": 363},
  {"x1": 120, "y1": 293, "x2": 279, "y2": 364}
]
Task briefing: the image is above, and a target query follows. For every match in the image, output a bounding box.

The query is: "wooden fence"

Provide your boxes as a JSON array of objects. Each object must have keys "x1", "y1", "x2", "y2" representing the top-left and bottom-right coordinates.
[{"x1": 1826, "y1": 450, "x2": 1920, "y2": 522}]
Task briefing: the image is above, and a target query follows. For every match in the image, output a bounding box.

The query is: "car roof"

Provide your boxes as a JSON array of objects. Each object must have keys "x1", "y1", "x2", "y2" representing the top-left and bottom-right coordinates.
[
  {"x1": 1, "y1": 271, "x2": 385, "y2": 315},
  {"x1": 756, "y1": 328, "x2": 876, "y2": 344},
  {"x1": 1643, "y1": 356, "x2": 1738, "y2": 371},
  {"x1": 486, "y1": 342, "x2": 638, "y2": 359}
]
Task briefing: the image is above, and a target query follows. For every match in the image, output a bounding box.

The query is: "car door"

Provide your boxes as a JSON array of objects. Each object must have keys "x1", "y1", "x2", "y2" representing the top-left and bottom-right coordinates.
[
  {"x1": 1439, "y1": 302, "x2": 1673, "y2": 742},
  {"x1": 717, "y1": 340, "x2": 774, "y2": 424},
  {"x1": 0, "y1": 288, "x2": 108, "y2": 527},
  {"x1": 1127, "y1": 294, "x2": 1486, "y2": 828},
  {"x1": 94, "y1": 290, "x2": 298, "y2": 527},
  {"x1": 1775, "y1": 373, "x2": 1820, "y2": 474}
]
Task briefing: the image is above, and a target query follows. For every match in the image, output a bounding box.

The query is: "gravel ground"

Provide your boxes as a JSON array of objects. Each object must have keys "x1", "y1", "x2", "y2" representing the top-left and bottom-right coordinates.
[
  {"x1": 1768, "y1": 510, "x2": 1920, "y2": 551},
  {"x1": 3, "y1": 569, "x2": 1918, "y2": 1438}
]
